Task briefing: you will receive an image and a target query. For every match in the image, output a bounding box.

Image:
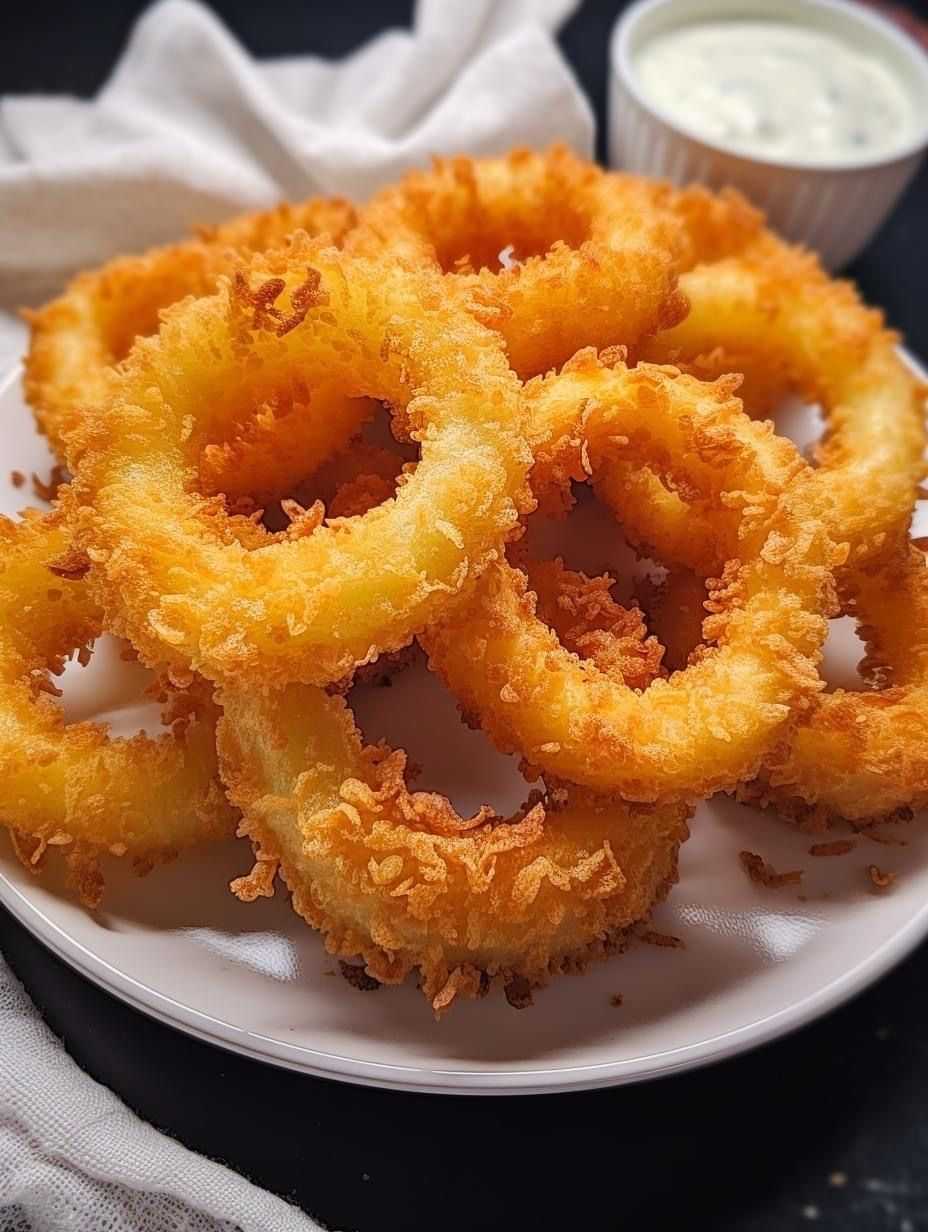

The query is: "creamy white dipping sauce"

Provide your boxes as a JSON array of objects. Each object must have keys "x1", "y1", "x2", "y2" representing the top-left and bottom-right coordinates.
[{"x1": 634, "y1": 19, "x2": 916, "y2": 164}]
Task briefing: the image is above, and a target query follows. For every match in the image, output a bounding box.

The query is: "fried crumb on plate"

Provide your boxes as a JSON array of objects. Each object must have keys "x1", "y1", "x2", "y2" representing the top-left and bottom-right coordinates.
[
  {"x1": 638, "y1": 928, "x2": 684, "y2": 949},
  {"x1": 9, "y1": 470, "x2": 24, "y2": 489},
  {"x1": 809, "y1": 840, "x2": 856, "y2": 857},
  {"x1": 504, "y1": 976, "x2": 534, "y2": 1010},
  {"x1": 740, "y1": 850, "x2": 803, "y2": 888},
  {"x1": 32, "y1": 463, "x2": 67, "y2": 504},
  {"x1": 868, "y1": 864, "x2": 897, "y2": 891},
  {"x1": 338, "y1": 960, "x2": 381, "y2": 992}
]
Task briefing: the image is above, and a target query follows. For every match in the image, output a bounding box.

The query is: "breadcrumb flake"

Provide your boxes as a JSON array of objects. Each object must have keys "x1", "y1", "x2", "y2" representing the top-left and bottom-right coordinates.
[
  {"x1": 867, "y1": 864, "x2": 896, "y2": 891},
  {"x1": 740, "y1": 850, "x2": 803, "y2": 888}
]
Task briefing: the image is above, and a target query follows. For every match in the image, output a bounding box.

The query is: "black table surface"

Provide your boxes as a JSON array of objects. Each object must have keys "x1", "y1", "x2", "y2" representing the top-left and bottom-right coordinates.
[{"x1": 4, "y1": 3, "x2": 928, "y2": 1229}]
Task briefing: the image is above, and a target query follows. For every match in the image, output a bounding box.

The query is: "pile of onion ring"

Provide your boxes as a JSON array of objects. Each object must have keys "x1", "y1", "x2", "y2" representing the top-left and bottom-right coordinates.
[{"x1": 7, "y1": 145, "x2": 924, "y2": 1014}]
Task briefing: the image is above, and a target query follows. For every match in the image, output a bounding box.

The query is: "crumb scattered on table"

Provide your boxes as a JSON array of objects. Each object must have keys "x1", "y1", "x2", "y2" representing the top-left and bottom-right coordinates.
[{"x1": 610, "y1": 993, "x2": 624, "y2": 1008}]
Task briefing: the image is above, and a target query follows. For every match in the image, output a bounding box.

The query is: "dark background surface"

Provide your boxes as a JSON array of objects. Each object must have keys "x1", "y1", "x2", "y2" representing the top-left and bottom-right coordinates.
[{"x1": 3, "y1": 2, "x2": 928, "y2": 1229}]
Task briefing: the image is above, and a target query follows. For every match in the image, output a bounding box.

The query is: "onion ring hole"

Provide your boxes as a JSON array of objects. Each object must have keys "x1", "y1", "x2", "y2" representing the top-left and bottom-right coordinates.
[{"x1": 57, "y1": 635, "x2": 163, "y2": 735}]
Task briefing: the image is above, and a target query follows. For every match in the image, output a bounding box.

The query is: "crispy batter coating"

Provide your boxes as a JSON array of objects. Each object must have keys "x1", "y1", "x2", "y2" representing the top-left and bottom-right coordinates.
[
  {"x1": 0, "y1": 508, "x2": 234, "y2": 903},
  {"x1": 68, "y1": 238, "x2": 531, "y2": 688},
  {"x1": 740, "y1": 544, "x2": 928, "y2": 827},
  {"x1": 607, "y1": 232, "x2": 927, "y2": 570},
  {"x1": 349, "y1": 145, "x2": 692, "y2": 377},
  {"x1": 522, "y1": 556, "x2": 664, "y2": 690},
  {"x1": 666, "y1": 184, "x2": 764, "y2": 270},
  {"x1": 310, "y1": 437, "x2": 666, "y2": 694},
  {"x1": 24, "y1": 196, "x2": 370, "y2": 503},
  {"x1": 218, "y1": 683, "x2": 689, "y2": 1014},
  {"x1": 422, "y1": 353, "x2": 840, "y2": 802},
  {"x1": 593, "y1": 228, "x2": 926, "y2": 826}
]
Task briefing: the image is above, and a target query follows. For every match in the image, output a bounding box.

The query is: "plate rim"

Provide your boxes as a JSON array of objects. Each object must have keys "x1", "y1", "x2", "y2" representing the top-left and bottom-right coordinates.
[
  {"x1": 2, "y1": 352, "x2": 927, "y2": 1096},
  {"x1": 4, "y1": 864, "x2": 928, "y2": 1095}
]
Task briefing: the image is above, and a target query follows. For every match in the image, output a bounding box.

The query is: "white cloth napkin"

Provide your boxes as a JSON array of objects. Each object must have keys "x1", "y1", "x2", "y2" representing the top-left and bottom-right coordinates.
[
  {"x1": 0, "y1": 1, "x2": 589, "y2": 1229},
  {"x1": 0, "y1": 955, "x2": 319, "y2": 1232},
  {"x1": 0, "y1": 0, "x2": 591, "y2": 317}
]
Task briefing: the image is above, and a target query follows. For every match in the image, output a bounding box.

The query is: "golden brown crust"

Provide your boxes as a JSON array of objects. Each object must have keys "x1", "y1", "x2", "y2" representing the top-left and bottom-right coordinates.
[
  {"x1": 0, "y1": 507, "x2": 235, "y2": 901},
  {"x1": 423, "y1": 354, "x2": 839, "y2": 803},
  {"x1": 740, "y1": 544, "x2": 928, "y2": 826},
  {"x1": 67, "y1": 239, "x2": 531, "y2": 689},
  {"x1": 521, "y1": 555, "x2": 664, "y2": 691},
  {"x1": 349, "y1": 145, "x2": 692, "y2": 378},
  {"x1": 610, "y1": 232, "x2": 926, "y2": 572},
  {"x1": 24, "y1": 196, "x2": 362, "y2": 503},
  {"x1": 219, "y1": 683, "x2": 689, "y2": 1014}
]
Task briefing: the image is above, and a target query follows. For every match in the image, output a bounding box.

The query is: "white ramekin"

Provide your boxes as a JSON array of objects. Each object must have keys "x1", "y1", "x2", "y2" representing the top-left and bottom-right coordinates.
[{"x1": 609, "y1": 0, "x2": 928, "y2": 268}]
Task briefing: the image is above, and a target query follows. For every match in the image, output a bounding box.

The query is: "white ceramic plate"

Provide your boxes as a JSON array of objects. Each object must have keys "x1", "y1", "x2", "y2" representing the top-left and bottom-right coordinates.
[{"x1": 1, "y1": 359, "x2": 927, "y2": 1096}]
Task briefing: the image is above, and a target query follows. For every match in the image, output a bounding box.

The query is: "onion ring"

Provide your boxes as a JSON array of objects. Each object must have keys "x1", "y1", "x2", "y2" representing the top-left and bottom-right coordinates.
[
  {"x1": 422, "y1": 352, "x2": 840, "y2": 803},
  {"x1": 603, "y1": 232, "x2": 927, "y2": 571},
  {"x1": 589, "y1": 233, "x2": 925, "y2": 824},
  {"x1": 24, "y1": 196, "x2": 370, "y2": 503},
  {"x1": 218, "y1": 683, "x2": 689, "y2": 1014},
  {"x1": 0, "y1": 508, "x2": 233, "y2": 904},
  {"x1": 68, "y1": 237, "x2": 530, "y2": 688},
  {"x1": 739, "y1": 543, "x2": 928, "y2": 827},
  {"x1": 348, "y1": 145, "x2": 693, "y2": 378}
]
